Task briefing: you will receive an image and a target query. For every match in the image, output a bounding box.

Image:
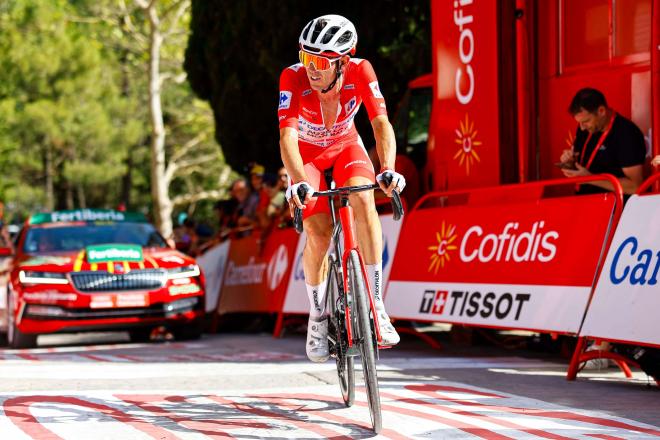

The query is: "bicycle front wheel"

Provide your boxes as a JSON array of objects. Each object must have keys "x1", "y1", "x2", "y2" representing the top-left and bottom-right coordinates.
[
  {"x1": 347, "y1": 249, "x2": 382, "y2": 433},
  {"x1": 327, "y1": 255, "x2": 354, "y2": 407}
]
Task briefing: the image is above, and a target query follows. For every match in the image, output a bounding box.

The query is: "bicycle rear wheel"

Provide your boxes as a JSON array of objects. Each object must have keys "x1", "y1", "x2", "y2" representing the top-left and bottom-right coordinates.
[
  {"x1": 347, "y1": 249, "x2": 382, "y2": 433},
  {"x1": 327, "y1": 255, "x2": 354, "y2": 407}
]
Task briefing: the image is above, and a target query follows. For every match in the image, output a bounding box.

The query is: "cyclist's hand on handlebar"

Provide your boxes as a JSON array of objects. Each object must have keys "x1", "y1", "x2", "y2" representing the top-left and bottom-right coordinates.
[
  {"x1": 286, "y1": 181, "x2": 314, "y2": 211},
  {"x1": 376, "y1": 169, "x2": 406, "y2": 197}
]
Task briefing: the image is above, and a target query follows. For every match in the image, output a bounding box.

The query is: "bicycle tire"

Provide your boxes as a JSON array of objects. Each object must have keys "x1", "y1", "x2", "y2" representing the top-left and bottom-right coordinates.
[
  {"x1": 327, "y1": 255, "x2": 355, "y2": 407},
  {"x1": 347, "y1": 249, "x2": 382, "y2": 433}
]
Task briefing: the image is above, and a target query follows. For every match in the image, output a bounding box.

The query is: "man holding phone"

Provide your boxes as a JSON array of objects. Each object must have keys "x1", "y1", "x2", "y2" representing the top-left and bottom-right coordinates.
[{"x1": 558, "y1": 88, "x2": 646, "y2": 195}]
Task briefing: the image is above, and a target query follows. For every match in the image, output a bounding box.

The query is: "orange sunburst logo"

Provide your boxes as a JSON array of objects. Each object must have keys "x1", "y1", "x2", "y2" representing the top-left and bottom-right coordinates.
[
  {"x1": 427, "y1": 221, "x2": 459, "y2": 274},
  {"x1": 453, "y1": 114, "x2": 482, "y2": 175}
]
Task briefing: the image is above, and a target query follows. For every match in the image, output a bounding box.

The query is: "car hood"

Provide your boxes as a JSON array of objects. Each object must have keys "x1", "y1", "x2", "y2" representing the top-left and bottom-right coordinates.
[{"x1": 17, "y1": 246, "x2": 196, "y2": 273}]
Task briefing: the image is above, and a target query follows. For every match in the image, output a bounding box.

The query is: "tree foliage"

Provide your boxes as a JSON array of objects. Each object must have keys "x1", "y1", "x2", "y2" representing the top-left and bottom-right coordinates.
[
  {"x1": 184, "y1": 0, "x2": 431, "y2": 171},
  {"x1": 0, "y1": 0, "x2": 229, "y2": 226}
]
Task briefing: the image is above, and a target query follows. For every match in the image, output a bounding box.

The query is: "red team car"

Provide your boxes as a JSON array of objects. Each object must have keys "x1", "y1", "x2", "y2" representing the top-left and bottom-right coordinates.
[{"x1": 0, "y1": 209, "x2": 205, "y2": 348}]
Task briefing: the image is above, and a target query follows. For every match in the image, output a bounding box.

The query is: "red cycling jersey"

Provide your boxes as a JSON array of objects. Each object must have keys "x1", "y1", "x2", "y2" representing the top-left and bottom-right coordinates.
[
  {"x1": 278, "y1": 58, "x2": 388, "y2": 218},
  {"x1": 278, "y1": 58, "x2": 387, "y2": 152}
]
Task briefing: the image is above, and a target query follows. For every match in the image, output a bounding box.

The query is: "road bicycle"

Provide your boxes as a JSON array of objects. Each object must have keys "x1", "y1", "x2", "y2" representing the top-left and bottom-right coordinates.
[{"x1": 293, "y1": 171, "x2": 403, "y2": 434}]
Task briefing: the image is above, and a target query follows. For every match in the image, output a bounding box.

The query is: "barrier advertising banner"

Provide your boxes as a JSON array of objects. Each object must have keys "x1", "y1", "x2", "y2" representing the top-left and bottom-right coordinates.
[
  {"x1": 385, "y1": 195, "x2": 616, "y2": 333},
  {"x1": 429, "y1": 0, "x2": 501, "y2": 189},
  {"x1": 196, "y1": 240, "x2": 230, "y2": 312},
  {"x1": 216, "y1": 228, "x2": 300, "y2": 315},
  {"x1": 282, "y1": 215, "x2": 403, "y2": 314},
  {"x1": 580, "y1": 194, "x2": 660, "y2": 347}
]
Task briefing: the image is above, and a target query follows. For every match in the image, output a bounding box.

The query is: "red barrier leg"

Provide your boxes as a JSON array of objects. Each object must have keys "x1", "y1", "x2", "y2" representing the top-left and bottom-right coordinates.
[
  {"x1": 613, "y1": 359, "x2": 633, "y2": 378},
  {"x1": 273, "y1": 311, "x2": 285, "y2": 338},
  {"x1": 566, "y1": 336, "x2": 587, "y2": 380}
]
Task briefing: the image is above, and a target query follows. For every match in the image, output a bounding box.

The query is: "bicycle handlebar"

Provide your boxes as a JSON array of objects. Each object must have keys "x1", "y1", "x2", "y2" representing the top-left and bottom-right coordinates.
[{"x1": 293, "y1": 172, "x2": 404, "y2": 234}]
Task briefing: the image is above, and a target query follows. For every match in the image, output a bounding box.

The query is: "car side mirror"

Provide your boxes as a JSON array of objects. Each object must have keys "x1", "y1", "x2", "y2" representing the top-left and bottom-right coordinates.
[{"x1": 0, "y1": 247, "x2": 13, "y2": 257}]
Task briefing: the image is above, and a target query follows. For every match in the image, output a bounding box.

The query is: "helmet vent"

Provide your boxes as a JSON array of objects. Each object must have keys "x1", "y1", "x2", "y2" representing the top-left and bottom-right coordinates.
[
  {"x1": 322, "y1": 26, "x2": 341, "y2": 44},
  {"x1": 301, "y1": 22, "x2": 312, "y2": 41},
  {"x1": 336, "y1": 30, "x2": 353, "y2": 46},
  {"x1": 312, "y1": 19, "x2": 328, "y2": 43}
]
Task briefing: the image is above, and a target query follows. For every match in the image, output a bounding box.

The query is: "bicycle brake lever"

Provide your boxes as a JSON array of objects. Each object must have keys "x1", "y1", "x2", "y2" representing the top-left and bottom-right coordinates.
[
  {"x1": 293, "y1": 184, "x2": 310, "y2": 234},
  {"x1": 382, "y1": 172, "x2": 404, "y2": 221}
]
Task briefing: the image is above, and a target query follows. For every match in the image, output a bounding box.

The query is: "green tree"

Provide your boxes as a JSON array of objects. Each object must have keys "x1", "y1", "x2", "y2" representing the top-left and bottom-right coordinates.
[{"x1": 0, "y1": 0, "x2": 130, "y2": 215}]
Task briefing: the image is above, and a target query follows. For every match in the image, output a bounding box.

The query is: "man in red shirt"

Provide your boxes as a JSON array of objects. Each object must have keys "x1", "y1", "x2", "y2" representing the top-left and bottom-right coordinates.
[{"x1": 278, "y1": 15, "x2": 405, "y2": 362}]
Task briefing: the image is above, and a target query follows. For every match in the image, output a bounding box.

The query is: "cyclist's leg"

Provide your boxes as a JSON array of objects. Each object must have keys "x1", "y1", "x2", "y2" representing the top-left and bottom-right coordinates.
[
  {"x1": 333, "y1": 142, "x2": 400, "y2": 346},
  {"x1": 301, "y1": 162, "x2": 334, "y2": 362}
]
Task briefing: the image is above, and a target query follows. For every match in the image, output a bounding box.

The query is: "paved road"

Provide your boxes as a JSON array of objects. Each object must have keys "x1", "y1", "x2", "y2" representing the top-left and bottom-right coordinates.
[{"x1": 0, "y1": 332, "x2": 658, "y2": 439}]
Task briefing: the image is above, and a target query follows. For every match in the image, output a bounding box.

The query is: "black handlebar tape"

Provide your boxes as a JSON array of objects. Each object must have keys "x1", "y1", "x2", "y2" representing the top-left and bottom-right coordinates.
[
  {"x1": 382, "y1": 172, "x2": 404, "y2": 221},
  {"x1": 293, "y1": 184, "x2": 309, "y2": 234}
]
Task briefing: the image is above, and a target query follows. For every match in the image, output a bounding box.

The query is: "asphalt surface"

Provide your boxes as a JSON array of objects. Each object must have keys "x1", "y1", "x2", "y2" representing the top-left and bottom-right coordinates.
[{"x1": 0, "y1": 330, "x2": 658, "y2": 439}]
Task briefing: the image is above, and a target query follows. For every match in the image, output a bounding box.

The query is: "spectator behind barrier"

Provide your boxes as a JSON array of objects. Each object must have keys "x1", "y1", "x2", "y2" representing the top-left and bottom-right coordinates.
[
  {"x1": 558, "y1": 88, "x2": 646, "y2": 195},
  {"x1": 231, "y1": 178, "x2": 259, "y2": 229}
]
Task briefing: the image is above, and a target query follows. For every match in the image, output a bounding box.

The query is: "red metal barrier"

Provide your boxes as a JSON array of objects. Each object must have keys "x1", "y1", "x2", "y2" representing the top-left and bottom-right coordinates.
[{"x1": 567, "y1": 172, "x2": 660, "y2": 383}]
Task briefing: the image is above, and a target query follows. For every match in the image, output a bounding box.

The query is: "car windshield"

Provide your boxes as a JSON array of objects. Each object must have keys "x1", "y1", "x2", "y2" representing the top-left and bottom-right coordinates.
[{"x1": 23, "y1": 222, "x2": 167, "y2": 253}]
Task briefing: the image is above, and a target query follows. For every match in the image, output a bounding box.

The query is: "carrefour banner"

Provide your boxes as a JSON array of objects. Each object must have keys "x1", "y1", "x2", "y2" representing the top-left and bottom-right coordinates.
[
  {"x1": 216, "y1": 228, "x2": 300, "y2": 315},
  {"x1": 282, "y1": 215, "x2": 403, "y2": 314},
  {"x1": 385, "y1": 194, "x2": 616, "y2": 333},
  {"x1": 197, "y1": 240, "x2": 230, "y2": 312},
  {"x1": 580, "y1": 194, "x2": 660, "y2": 347}
]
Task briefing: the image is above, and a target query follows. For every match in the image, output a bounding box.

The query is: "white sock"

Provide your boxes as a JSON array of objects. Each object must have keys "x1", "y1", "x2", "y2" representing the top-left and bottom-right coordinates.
[
  {"x1": 366, "y1": 262, "x2": 384, "y2": 311},
  {"x1": 306, "y1": 279, "x2": 328, "y2": 319}
]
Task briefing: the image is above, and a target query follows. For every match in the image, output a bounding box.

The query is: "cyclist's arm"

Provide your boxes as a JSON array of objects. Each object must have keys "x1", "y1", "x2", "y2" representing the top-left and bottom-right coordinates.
[
  {"x1": 371, "y1": 114, "x2": 396, "y2": 171},
  {"x1": 279, "y1": 127, "x2": 307, "y2": 184}
]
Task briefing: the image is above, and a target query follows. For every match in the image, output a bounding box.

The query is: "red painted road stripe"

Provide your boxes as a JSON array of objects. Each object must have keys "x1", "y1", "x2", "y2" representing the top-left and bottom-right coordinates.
[
  {"x1": 114, "y1": 354, "x2": 143, "y2": 363},
  {"x1": 378, "y1": 390, "x2": 573, "y2": 440},
  {"x1": 16, "y1": 353, "x2": 40, "y2": 361},
  {"x1": 3, "y1": 395, "x2": 176, "y2": 440},
  {"x1": 405, "y1": 384, "x2": 660, "y2": 437},
  {"x1": 258, "y1": 393, "x2": 411, "y2": 440},
  {"x1": 81, "y1": 354, "x2": 108, "y2": 362},
  {"x1": 117, "y1": 394, "x2": 255, "y2": 439},
  {"x1": 207, "y1": 394, "x2": 352, "y2": 439},
  {"x1": 585, "y1": 435, "x2": 628, "y2": 440},
  {"x1": 356, "y1": 390, "x2": 515, "y2": 440}
]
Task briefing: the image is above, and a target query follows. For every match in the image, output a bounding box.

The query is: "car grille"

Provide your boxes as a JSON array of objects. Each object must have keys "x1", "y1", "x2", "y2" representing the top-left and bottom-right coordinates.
[{"x1": 70, "y1": 269, "x2": 166, "y2": 292}]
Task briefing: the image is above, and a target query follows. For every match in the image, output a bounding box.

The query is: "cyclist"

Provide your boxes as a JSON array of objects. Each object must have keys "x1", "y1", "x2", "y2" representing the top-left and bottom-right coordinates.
[{"x1": 278, "y1": 15, "x2": 405, "y2": 362}]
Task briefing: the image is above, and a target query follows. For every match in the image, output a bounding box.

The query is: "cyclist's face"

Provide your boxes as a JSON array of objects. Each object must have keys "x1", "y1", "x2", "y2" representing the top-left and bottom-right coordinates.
[{"x1": 305, "y1": 57, "x2": 345, "y2": 92}]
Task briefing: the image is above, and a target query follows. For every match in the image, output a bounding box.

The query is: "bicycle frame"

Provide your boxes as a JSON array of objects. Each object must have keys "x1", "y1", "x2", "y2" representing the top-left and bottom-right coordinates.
[{"x1": 326, "y1": 186, "x2": 383, "y2": 348}]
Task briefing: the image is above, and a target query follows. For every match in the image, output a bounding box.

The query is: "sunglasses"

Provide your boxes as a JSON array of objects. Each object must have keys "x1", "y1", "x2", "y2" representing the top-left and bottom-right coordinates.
[{"x1": 299, "y1": 50, "x2": 339, "y2": 71}]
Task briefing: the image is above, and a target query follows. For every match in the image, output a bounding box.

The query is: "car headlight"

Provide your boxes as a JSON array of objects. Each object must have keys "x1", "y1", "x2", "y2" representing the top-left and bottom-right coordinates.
[
  {"x1": 19, "y1": 270, "x2": 69, "y2": 285},
  {"x1": 166, "y1": 265, "x2": 200, "y2": 280}
]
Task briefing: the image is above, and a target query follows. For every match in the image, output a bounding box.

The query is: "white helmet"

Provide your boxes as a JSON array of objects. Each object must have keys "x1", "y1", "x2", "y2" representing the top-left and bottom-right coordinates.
[{"x1": 299, "y1": 14, "x2": 357, "y2": 56}]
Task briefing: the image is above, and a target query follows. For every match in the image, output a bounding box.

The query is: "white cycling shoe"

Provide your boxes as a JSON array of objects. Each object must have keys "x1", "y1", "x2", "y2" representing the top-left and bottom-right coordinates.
[
  {"x1": 306, "y1": 317, "x2": 329, "y2": 363},
  {"x1": 377, "y1": 309, "x2": 400, "y2": 346}
]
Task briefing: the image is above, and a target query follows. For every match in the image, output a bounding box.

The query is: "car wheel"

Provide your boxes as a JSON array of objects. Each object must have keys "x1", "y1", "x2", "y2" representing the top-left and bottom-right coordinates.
[
  {"x1": 172, "y1": 320, "x2": 203, "y2": 341},
  {"x1": 129, "y1": 327, "x2": 153, "y2": 343},
  {"x1": 7, "y1": 290, "x2": 37, "y2": 349}
]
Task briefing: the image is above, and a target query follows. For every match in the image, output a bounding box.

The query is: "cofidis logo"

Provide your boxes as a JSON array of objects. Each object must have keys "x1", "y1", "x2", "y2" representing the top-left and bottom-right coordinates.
[
  {"x1": 453, "y1": 113, "x2": 482, "y2": 175},
  {"x1": 428, "y1": 220, "x2": 559, "y2": 270}
]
